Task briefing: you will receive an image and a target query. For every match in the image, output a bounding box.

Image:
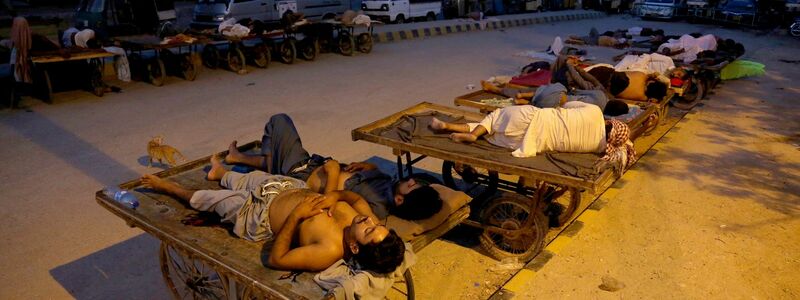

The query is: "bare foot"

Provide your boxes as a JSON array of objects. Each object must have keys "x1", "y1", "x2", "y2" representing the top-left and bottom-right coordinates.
[
  {"x1": 207, "y1": 154, "x2": 227, "y2": 181},
  {"x1": 480, "y1": 80, "x2": 498, "y2": 93},
  {"x1": 141, "y1": 174, "x2": 174, "y2": 193},
  {"x1": 430, "y1": 117, "x2": 447, "y2": 131},
  {"x1": 451, "y1": 133, "x2": 477, "y2": 143},
  {"x1": 225, "y1": 141, "x2": 244, "y2": 164}
]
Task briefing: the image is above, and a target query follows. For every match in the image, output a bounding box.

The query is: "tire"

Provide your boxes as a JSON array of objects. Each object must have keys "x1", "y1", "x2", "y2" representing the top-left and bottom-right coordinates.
[
  {"x1": 395, "y1": 14, "x2": 406, "y2": 24},
  {"x1": 279, "y1": 39, "x2": 297, "y2": 64},
  {"x1": 202, "y1": 45, "x2": 220, "y2": 69},
  {"x1": 299, "y1": 38, "x2": 320, "y2": 61},
  {"x1": 251, "y1": 44, "x2": 271, "y2": 68},
  {"x1": 479, "y1": 194, "x2": 549, "y2": 262},
  {"x1": 148, "y1": 58, "x2": 166, "y2": 87},
  {"x1": 338, "y1": 31, "x2": 355, "y2": 56},
  {"x1": 181, "y1": 54, "x2": 197, "y2": 81},
  {"x1": 791, "y1": 23, "x2": 800, "y2": 37},
  {"x1": 403, "y1": 270, "x2": 415, "y2": 300},
  {"x1": 541, "y1": 185, "x2": 581, "y2": 227},
  {"x1": 356, "y1": 33, "x2": 373, "y2": 54},
  {"x1": 227, "y1": 46, "x2": 246, "y2": 73},
  {"x1": 672, "y1": 79, "x2": 705, "y2": 110},
  {"x1": 426, "y1": 12, "x2": 436, "y2": 22}
]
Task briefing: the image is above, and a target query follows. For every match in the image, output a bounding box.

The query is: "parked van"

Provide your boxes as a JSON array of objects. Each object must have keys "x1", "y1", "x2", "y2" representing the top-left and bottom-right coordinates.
[
  {"x1": 638, "y1": 0, "x2": 683, "y2": 19},
  {"x1": 191, "y1": 0, "x2": 350, "y2": 28},
  {"x1": 361, "y1": 0, "x2": 442, "y2": 23}
]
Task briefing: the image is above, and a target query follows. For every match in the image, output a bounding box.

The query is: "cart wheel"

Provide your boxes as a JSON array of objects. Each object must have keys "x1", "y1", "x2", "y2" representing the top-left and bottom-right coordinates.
[
  {"x1": 479, "y1": 193, "x2": 548, "y2": 262},
  {"x1": 541, "y1": 185, "x2": 581, "y2": 227},
  {"x1": 89, "y1": 59, "x2": 105, "y2": 97},
  {"x1": 643, "y1": 111, "x2": 660, "y2": 135},
  {"x1": 279, "y1": 39, "x2": 297, "y2": 64},
  {"x1": 299, "y1": 38, "x2": 320, "y2": 61},
  {"x1": 356, "y1": 33, "x2": 373, "y2": 54},
  {"x1": 251, "y1": 44, "x2": 271, "y2": 68},
  {"x1": 671, "y1": 80, "x2": 704, "y2": 110},
  {"x1": 148, "y1": 58, "x2": 166, "y2": 87},
  {"x1": 202, "y1": 45, "x2": 220, "y2": 69},
  {"x1": 159, "y1": 243, "x2": 226, "y2": 299},
  {"x1": 40, "y1": 69, "x2": 53, "y2": 103},
  {"x1": 228, "y1": 46, "x2": 246, "y2": 73},
  {"x1": 791, "y1": 23, "x2": 800, "y2": 37},
  {"x1": 181, "y1": 54, "x2": 198, "y2": 81},
  {"x1": 442, "y1": 161, "x2": 499, "y2": 195},
  {"x1": 403, "y1": 270, "x2": 415, "y2": 300},
  {"x1": 338, "y1": 31, "x2": 355, "y2": 56}
]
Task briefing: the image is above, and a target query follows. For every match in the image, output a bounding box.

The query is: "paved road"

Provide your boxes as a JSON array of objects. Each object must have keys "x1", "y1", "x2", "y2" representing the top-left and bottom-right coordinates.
[{"x1": 0, "y1": 14, "x2": 798, "y2": 299}]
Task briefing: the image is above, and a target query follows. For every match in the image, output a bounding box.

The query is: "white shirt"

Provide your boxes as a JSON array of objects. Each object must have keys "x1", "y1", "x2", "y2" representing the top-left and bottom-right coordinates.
[{"x1": 468, "y1": 101, "x2": 607, "y2": 158}]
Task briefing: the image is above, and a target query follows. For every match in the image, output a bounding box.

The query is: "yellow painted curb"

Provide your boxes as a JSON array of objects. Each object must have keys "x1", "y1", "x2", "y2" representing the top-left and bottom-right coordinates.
[
  {"x1": 545, "y1": 236, "x2": 572, "y2": 255},
  {"x1": 502, "y1": 269, "x2": 536, "y2": 293}
]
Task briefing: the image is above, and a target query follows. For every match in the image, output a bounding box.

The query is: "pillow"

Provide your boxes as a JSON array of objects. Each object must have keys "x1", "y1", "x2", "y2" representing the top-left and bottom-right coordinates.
[{"x1": 386, "y1": 184, "x2": 472, "y2": 241}]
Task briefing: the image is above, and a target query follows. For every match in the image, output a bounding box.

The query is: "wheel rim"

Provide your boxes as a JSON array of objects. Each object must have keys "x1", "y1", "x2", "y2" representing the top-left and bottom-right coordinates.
[
  {"x1": 280, "y1": 40, "x2": 296, "y2": 64},
  {"x1": 338, "y1": 33, "x2": 354, "y2": 56},
  {"x1": 791, "y1": 24, "x2": 800, "y2": 36},
  {"x1": 542, "y1": 185, "x2": 580, "y2": 227},
  {"x1": 479, "y1": 195, "x2": 546, "y2": 260},
  {"x1": 182, "y1": 55, "x2": 197, "y2": 81},
  {"x1": 228, "y1": 48, "x2": 245, "y2": 72},
  {"x1": 252, "y1": 45, "x2": 270, "y2": 68},
  {"x1": 159, "y1": 243, "x2": 226, "y2": 300},
  {"x1": 202, "y1": 45, "x2": 219, "y2": 69},
  {"x1": 357, "y1": 33, "x2": 373, "y2": 53}
]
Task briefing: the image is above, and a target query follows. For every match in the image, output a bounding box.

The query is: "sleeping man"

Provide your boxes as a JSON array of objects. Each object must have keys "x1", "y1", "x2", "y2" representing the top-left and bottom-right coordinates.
[
  {"x1": 430, "y1": 101, "x2": 636, "y2": 169},
  {"x1": 141, "y1": 155, "x2": 406, "y2": 273},
  {"x1": 225, "y1": 113, "x2": 443, "y2": 221}
]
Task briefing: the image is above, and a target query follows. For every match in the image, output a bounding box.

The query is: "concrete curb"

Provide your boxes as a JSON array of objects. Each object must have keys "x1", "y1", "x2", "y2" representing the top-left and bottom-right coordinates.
[{"x1": 371, "y1": 12, "x2": 606, "y2": 43}]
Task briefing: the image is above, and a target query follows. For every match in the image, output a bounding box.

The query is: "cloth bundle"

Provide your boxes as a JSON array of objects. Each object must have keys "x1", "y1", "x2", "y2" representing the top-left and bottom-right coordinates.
[{"x1": 601, "y1": 119, "x2": 636, "y2": 174}]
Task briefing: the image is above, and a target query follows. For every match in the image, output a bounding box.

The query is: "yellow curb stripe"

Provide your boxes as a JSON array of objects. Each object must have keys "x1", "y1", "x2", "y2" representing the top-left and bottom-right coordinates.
[
  {"x1": 502, "y1": 269, "x2": 536, "y2": 293},
  {"x1": 405, "y1": 30, "x2": 414, "y2": 39},
  {"x1": 577, "y1": 208, "x2": 599, "y2": 223},
  {"x1": 545, "y1": 236, "x2": 572, "y2": 255}
]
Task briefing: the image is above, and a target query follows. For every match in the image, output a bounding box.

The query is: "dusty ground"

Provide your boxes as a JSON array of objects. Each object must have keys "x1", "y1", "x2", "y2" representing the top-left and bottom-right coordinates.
[{"x1": 0, "y1": 14, "x2": 798, "y2": 299}]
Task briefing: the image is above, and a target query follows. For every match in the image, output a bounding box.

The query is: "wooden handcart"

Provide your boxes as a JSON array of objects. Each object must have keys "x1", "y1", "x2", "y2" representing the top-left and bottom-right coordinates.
[
  {"x1": 114, "y1": 35, "x2": 204, "y2": 86},
  {"x1": 96, "y1": 140, "x2": 468, "y2": 299},
  {"x1": 199, "y1": 34, "x2": 272, "y2": 73},
  {"x1": 30, "y1": 49, "x2": 115, "y2": 103},
  {"x1": 352, "y1": 102, "x2": 650, "y2": 262}
]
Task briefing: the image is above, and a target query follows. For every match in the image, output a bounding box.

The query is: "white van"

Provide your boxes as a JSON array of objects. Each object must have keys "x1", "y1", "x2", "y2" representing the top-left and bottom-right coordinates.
[
  {"x1": 362, "y1": 0, "x2": 442, "y2": 23},
  {"x1": 638, "y1": 0, "x2": 683, "y2": 18},
  {"x1": 192, "y1": 0, "x2": 350, "y2": 28}
]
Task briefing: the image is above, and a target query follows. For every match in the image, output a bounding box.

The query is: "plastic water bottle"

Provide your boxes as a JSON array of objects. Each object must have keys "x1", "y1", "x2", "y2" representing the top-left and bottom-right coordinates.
[{"x1": 102, "y1": 186, "x2": 140, "y2": 209}]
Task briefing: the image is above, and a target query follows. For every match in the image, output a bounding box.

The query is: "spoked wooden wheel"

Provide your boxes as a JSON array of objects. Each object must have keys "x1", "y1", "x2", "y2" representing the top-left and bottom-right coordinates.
[
  {"x1": 479, "y1": 194, "x2": 548, "y2": 262},
  {"x1": 338, "y1": 31, "x2": 355, "y2": 56},
  {"x1": 299, "y1": 38, "x2": 320, "y2": 61},
  {"x1": 148, "y1": 58, "x2": 166, "y2": 87},
  {"x1": 160, "y1": 243, "x2": 226, "y2": 299},
  {"x1": 279, "y1": 39, "x2": 297, "y2": 64},
  {"x1": 671, "y1": 79, "x2": 705, "y2": 110},
  {"x1": 202, "y1": 45, "x2": 220, "y2": 69},
  {"x1": 540, "y1": 185, "x2": 581, "y2": 228},
  {"x1": 227, "y1": 46, "x2": 246, "y2": 73},
  {"x1": 251, "y1": 44, "x2": 271, "y2": 68},
  {"x1": 180, "y1": 54, "x2": 197, "y2": 81},
  {"x1": 89, "y1": 59, "x2": 105, "y2": 97},
  {"x1": 356, "y1": 33, "x2": 373, "y2": 54},
  {"x1": 643, "y1": 111, "x2": 660, "y2": 134}
]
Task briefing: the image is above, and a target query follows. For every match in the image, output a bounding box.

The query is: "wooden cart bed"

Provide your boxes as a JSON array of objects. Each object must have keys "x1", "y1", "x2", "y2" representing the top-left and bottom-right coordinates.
[{"x1": 96, "y1": 141, "x2": 468, "y2": 299}]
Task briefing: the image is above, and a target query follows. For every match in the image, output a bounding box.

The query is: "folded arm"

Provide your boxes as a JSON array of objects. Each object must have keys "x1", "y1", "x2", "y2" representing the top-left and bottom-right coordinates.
[{"x1": 269, "y1": 209, "x2": 341, "y2": 271}]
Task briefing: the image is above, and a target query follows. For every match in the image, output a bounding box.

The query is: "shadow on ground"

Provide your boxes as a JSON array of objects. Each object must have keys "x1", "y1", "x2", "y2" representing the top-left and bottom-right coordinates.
[{"x1": 49, "y1": 234, "x2": 168, "y2": 299}]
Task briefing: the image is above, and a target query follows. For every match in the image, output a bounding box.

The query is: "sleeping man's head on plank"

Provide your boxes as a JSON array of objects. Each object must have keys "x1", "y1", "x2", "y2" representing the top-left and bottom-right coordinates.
[{"x1": 141, "y1": 154, "x2": 405, "y2": 273}]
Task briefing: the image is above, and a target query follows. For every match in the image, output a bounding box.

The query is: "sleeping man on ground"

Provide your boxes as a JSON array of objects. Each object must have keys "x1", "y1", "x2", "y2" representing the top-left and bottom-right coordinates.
[{"x1": 141, "y1": 154, "x2": 405, "y2": 273}]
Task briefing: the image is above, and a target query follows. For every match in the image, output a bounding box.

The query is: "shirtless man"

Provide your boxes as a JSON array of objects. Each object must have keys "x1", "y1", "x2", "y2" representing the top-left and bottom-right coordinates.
[
  {"x1": 224, "y1": 113, "x2": 443, "y2": 221},
  {"x1": 141, "y1": 155, "x2": 406, "y2": 273}
]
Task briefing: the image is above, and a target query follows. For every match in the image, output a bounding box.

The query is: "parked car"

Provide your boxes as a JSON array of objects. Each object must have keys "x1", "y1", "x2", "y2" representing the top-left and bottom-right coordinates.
[{"x1": 361, "y1": 0, "x2": 442, "y2": 23}]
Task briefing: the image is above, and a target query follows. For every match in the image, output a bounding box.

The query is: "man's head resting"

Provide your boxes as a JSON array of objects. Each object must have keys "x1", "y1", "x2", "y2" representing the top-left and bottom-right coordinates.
[
  {"x1": 603, "y1": 99, "x2": 629, "y2": 117},
  {"x1": 645, "y1": 80, "x2": 667, "y2": 100},
  {"x1": 348, "y1": 215, "x2": 405, "y2": 274},
  {"x1": 391, "y1": 177, "x2": 443, "y2": 220}
]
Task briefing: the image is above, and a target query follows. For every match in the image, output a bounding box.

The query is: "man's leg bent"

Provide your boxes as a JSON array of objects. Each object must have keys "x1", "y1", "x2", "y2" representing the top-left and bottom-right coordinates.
[{"x1": 262, "y1": 113, "x2": 312, "y2": 175}]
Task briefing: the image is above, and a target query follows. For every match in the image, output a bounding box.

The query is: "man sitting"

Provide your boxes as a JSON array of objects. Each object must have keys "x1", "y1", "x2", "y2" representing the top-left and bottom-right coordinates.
[
  {"x1": 225, "y1": 113, "x2": 442, "y2": 221},
  {"x1": 429, "y1": 101, "x2": 636, "y2": 169},
  {"x1": 141, "y1": 155, "x2": 406, "y2": 273}
]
